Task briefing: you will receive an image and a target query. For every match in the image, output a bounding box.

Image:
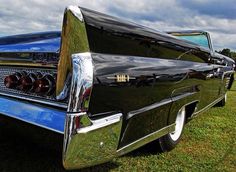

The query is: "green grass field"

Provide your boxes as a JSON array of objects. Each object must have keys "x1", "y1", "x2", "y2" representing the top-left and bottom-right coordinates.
[{"x1": 0, "y1": 84, "x2": 235, "y2": 172}]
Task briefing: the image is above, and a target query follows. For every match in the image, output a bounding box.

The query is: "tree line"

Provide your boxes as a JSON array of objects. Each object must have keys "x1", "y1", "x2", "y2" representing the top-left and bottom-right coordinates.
[{"x1": 217, "y1": 48, "x2": 236, "y2": 60}]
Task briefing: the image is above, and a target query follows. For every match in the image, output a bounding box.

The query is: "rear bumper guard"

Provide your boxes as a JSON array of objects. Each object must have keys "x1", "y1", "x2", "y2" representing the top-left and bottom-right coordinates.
[{"x1": 63, "y1": 112, "x2": 123, "y2": 169}]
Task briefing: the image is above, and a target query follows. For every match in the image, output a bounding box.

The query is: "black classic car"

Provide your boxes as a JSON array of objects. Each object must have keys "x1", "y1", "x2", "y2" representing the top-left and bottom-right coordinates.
[{"x1": 0, "y1": 6, "x2": 234, "y2": 170}]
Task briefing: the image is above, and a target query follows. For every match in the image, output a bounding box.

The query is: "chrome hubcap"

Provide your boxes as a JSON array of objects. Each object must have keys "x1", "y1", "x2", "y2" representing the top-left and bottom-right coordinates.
[{"x1": 170, "y1": 107, "x2": 186, "y2": 141}]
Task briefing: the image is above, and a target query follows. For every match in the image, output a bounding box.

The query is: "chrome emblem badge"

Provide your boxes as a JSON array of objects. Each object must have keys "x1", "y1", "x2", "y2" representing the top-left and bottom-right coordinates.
[{"x1": 107, "y1": 75, "x2": 135, "y2": 82}]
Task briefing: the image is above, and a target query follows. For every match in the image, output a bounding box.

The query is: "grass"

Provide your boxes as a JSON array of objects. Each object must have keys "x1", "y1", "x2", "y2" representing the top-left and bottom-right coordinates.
[{"x1": 0, "y1": 84, "x2": 235, "y2": 172}]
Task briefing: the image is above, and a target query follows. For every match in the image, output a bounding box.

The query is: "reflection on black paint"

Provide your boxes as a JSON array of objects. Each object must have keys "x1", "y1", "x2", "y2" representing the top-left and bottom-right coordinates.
[{"x1": 78, "y1": 7, "x2": 233, "y2": 147}]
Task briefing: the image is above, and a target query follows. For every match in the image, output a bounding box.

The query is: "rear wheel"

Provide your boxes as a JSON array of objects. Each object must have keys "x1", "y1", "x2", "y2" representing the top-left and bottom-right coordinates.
[
  {"x1": 227, "y1": 74, "x2": 234, "y2": 90},
  {"x1": 216, "y1": 93, "x2": 227, "y2": 107},
  {"x1": 158, "y1": 107, "x2": 186, "y2": 152}
]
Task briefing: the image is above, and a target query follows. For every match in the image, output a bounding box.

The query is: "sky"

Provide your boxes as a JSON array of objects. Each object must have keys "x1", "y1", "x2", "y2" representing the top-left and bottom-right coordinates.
[{"x1": 0, "y1": 0, "x2": 235, "y2": 51}]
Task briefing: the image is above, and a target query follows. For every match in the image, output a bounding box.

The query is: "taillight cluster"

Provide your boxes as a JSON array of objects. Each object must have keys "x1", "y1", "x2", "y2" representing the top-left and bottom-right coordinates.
[{"x1": 4, "y1": 71, "x2": 56, "y2": 96}]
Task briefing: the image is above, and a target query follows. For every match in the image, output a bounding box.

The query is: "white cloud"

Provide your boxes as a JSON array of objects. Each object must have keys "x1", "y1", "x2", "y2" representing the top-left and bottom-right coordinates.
[
  {"x1": 0, "y1": 0, "x2": 78, "y2": 35},
  {"x1": 0, "y1": 0, "x2": 235, "y2": 51}
]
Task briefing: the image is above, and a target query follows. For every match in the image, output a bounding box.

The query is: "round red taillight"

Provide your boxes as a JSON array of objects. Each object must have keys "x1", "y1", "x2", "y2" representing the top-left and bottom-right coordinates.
[
  {"x1": 4, "y1": 75, "x2": 18, "y2": 88},
  {"x1": 4, "y1": 72, "x2": 26, "y2": 88},
  {"x1": 18, "y1": 73, "x2": 37, "y2": 92},
  {"x1": 33, "y1": 75, "x2": 55, "y2": 95}
]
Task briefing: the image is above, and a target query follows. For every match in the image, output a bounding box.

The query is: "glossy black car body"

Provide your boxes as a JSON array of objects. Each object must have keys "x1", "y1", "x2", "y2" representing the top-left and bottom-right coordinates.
[
  {"x1": 167, "y1": 30, "x2": 235, "y2": 90},
  {"x1": 0, "y1": 6, "x2": 234, "y2": 170}
]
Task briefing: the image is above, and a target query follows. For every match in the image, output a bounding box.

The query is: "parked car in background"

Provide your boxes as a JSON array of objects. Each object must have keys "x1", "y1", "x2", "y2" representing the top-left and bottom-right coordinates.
[{"x1": 0, "y1": 6, "x2": 234, "y2": 170}]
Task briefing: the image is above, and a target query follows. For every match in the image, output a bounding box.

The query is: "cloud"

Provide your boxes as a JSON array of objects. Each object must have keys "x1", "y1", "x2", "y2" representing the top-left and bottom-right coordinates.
[
  {"x1": 0, "y1": 0, "x2": 78, "y2": 35},
  {"x1": 0, "y1": 0, "x2": 235, "y2": 51},
  {"x1": 178, "y1": 0, "x2": 236, "y2": 19}
]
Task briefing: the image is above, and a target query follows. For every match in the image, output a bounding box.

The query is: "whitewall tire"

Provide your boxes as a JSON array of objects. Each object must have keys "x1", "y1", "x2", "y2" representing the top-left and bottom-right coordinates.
[{"x1": 157, "y1": 107, "x2": 186, "y2": 152}]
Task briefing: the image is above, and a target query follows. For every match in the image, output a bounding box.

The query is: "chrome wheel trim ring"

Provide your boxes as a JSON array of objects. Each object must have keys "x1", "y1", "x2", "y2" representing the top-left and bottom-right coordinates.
[{"x1": 170, "y1": 107, "x2": 186, "y2": 141}]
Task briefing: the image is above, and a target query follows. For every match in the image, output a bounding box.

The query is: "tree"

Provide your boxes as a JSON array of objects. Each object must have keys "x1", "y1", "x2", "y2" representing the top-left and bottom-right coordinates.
[
  {"x1": 219, "y1": 48, "x2": 231, "y2": 57},
  {"x1": 231, "y1": 52, "x2": 236, "y2": 59},
  {"x1": 218, "y1": 48, "x2": 236, "y2": 61}
]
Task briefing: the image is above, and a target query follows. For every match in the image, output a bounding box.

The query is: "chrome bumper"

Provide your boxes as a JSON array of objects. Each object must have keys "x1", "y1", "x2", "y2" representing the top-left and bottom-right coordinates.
[{"x1": 63, "y1": 112, "x2": 123, "y2": 169}]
